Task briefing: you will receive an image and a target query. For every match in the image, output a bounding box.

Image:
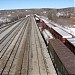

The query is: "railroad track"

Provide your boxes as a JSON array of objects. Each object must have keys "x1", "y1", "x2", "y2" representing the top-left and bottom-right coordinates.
[
  {"x1": 0, "y1": 19, "x2": 20, "y2": 29},
  {"x1": 0, "y1": 16, "x2": 30, "y2": 75},
  {"x1": 0, "y1": 18, "x2": 25, "y2": 34},
  {"x1": 0, "y1": 21, "x2": 17, "y2": 33},
  {"x1": 0, "y1": 17, "x2": 29, "y2": 52},
  {"x1": 0, "y1": 15, "x2": 57, "y2": 75},
  {"x1": 0, "y1": 17, "x2": 29, "y2": 56},
  {"x1": 0, "y1": 18, "x2": 25, "y2": 43}
]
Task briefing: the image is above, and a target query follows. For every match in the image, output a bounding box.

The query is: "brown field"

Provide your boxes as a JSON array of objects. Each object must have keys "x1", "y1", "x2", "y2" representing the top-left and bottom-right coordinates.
[
  {"x1": 56, "y1": 17, "x2": 75, "y2": 27},
  {"x1": 70, "y1": 17, "x2": 75, "y2": 25}
]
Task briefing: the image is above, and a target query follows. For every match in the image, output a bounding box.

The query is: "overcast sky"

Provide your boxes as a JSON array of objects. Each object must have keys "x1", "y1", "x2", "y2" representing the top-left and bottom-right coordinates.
[{"x1": 0, "y1": 0, "x2": 74, "y2": 10}]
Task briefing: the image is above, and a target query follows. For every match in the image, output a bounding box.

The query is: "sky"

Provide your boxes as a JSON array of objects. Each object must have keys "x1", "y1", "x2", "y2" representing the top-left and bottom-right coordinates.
[{"x1": 0, "y1": 0, "x2": 75, "y2": 10}]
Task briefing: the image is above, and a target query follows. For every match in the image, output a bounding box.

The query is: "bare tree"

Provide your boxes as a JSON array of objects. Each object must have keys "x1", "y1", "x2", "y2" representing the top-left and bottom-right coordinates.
[{"x1": 47, "y1": 10, "x2": 57, "y2": 22}]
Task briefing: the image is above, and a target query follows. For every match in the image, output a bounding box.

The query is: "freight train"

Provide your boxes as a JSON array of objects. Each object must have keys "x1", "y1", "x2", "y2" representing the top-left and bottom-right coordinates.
[
  {"x1": 48, "y1": 39, "x2": 75, "y2": 75},
  {"x1": 34, "y1": 15, "x2": 75, "y2": 75},
  {"x1": 34, "y1": 15, "x2": 75, "y2": 55},
  {"x1": 41, "y1": 30, "x2": 75, "y2": 75}
]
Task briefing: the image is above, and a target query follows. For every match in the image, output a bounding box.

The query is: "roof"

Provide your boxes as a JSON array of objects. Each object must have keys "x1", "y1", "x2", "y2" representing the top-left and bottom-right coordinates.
[
  {"x1": 41, "y1": 18, "x2": 49, "y2": 24},
  {"x1": 52, "y1": 27, "x2": 72, "y2": 38},
  {"x1": 49, "y1": 39, "x2": 75, "y2": 74},
  {"x1": 35, "y1": 17, "x2": 39, "y2": 20},
  {"x1": 67, "y1": 38, "x2": 75, "y2": 46},
  {"x1": 47, "y1": 23, "x2": 55, "y2": 28},
  {"x1": 44, "y1": 29, "x2": 53, "y2": 39},
  {"x1": 40, "y1": 18, "x2": 55, "y2": 28}
]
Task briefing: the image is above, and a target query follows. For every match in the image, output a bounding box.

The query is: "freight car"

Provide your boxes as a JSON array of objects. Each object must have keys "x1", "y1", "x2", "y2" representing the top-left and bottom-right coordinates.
[
  {"x1": 50, "y1": 27, "x2": 72, "y2": 43},
  {"x1": 48, "y1": 39, "x2": 75, "y2": 75},
  {"x1": 35, "y1": 17, "x2": 40, "y2": 23},
  {"x1": 40, "y1": 17, "x2": 56, "y2": 29},
  {"x1": 65, "y1": 38, "x2": 75, "y2": 54},
  {"x1": 41, "y1": 29, "x2": 54, "y2": 44},
  {"x1": 42, "y1": 29, "x2": 49, "y2": 44},
  {"x1": 37, "y1": 20, "x2": 46, "y2": 31}
]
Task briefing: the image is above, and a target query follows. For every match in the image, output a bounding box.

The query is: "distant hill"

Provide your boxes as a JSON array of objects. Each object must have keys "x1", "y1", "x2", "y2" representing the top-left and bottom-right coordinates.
[
  {"x1": 0, "y1": 7, "x2": 75, "y2": 16},
  {"x1": 0, "y1": 7, "x2": 75, "y2": 24}
]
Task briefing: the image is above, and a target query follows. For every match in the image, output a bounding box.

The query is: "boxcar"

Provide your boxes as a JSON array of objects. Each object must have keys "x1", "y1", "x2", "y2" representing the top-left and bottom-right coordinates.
[
  {"x1": 35, "y1": 17, "x2": 40, "y2": 23},
  {"x1": 48, "y1": 39, "x2": 75, "y2": 75},
  {"x1": 42, "y1": 29, "x2": 54, "y2": 44},
  {"x1": 41, "y1": 18, "x2": 56, "y2": 29},
  {"x1": 50, "y1": 27, "x2": 72, "y2": 43},
  {"x1": 65, "y1": 38, "x2": 75, "y2": 55}
]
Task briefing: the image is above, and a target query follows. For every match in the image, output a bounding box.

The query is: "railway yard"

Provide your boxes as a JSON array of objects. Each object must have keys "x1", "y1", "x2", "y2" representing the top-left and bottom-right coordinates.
[
  {"x1": 35, "y1": 14, "x2": 75, "y2": 75},
  {"x1": 0, "y1": 15, "x2": 57, "y2": 75},
  {"x1": 0, "y1": 14, "x2": 75, "y2": 75}
]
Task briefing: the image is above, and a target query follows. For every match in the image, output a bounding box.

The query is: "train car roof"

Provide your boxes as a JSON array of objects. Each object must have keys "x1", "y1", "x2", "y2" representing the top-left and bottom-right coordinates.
[
  {"x1": 47, "y1": 23, "x2": 55, "y2": 28},
  {"x1": 41, "y1": 18, "x2": 49, "y2": 23},
  {"x1": 49, "y1": 39, "x2": 75, "y2": 74},
  {"x1": 44, "y1": 29, "x2": 54, "y2": 39},
  {"x1": 67, "y1": 38, "x2": 75, "y2": 46},
  {"x1": 52, "y1": 27, "x2": 72, "y2": 38},
  {"x1": 35, "y1": 14, "x2": 40, "y2": 18},
  {"x1": 35, "y1": 17, "x2": 40, "y2": 20},
  {"x1": 40, "y1": 18, "x2": 55, "y2": 28}
]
